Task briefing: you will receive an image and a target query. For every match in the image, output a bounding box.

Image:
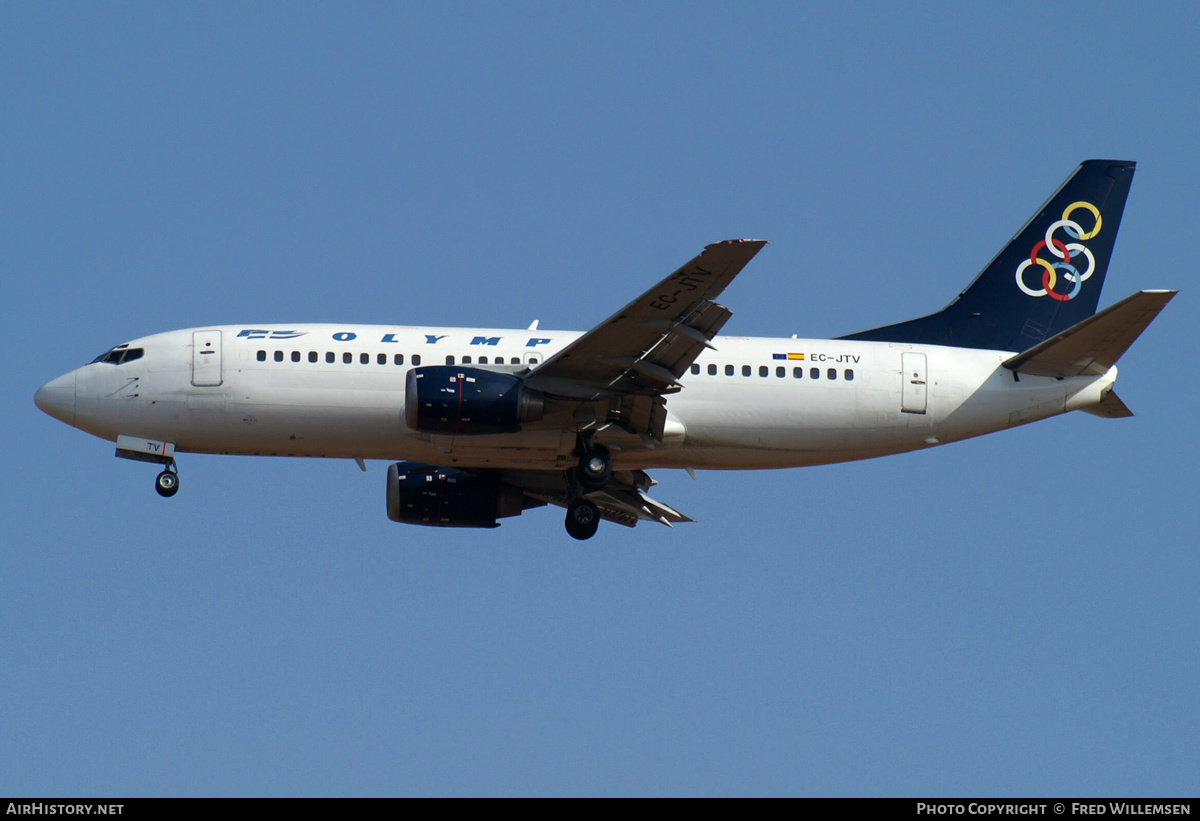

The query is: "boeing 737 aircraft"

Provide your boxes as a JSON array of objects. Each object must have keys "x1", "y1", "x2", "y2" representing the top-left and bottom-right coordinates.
[{"x1": 35, "y1": 160, "x2": 1175, "y2": 539}]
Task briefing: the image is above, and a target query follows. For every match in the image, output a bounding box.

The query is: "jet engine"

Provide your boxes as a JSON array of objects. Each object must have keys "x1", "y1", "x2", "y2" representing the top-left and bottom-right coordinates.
[
  {"x1": 386, "y1": 461, "x2": 539, "y2": 528},
  {"x1": 404, "y1": 366, "x2": 544, "y2": 435}
]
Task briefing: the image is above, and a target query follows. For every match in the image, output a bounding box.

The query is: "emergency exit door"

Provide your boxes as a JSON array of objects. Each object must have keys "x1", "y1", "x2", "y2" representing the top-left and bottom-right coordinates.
[
  {"x1": 901, "y1": 352, "x2": 927, "y2": 414},
  {"x1": 191, "y1": 330, "x2": 223, "y2": 387}
]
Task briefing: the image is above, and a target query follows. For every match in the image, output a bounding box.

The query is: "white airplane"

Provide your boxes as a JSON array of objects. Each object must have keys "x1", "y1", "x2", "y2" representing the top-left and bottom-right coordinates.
[{"x1": 35, "y1": 160, "x2": 1175, "y2": 539}]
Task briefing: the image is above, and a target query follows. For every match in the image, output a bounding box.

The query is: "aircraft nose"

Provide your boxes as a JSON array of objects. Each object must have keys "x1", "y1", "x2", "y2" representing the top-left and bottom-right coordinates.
[{"x1": 35, "y1": 371, "x2": 77, "y2": 425}]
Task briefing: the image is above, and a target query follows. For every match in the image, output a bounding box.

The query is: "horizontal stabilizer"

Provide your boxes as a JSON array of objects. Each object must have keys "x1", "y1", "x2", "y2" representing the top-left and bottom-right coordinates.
[
  {"x1": 1081, "y1": 390, "x2": 1133, "y2": 418},
  {"x1": 1002, "y1": 290, "x2": 1176, "y2": 378}
]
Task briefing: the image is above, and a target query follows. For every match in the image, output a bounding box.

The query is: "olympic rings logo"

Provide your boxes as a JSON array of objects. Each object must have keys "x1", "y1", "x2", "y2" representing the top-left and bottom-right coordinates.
[{"x1": 1015, "y1": 201, "x2": 1102, "y2": 301}]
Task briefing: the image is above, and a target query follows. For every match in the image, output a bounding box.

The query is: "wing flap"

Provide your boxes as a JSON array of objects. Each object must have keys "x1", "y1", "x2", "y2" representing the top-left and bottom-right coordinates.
[
  {"x1": 513, "y1": 467, "x2": 691, "y2": 529},
  {"x1": 591, "y1": 485, "x2": 693, "y2": 527},
  {"x1": 1003, "y1": 290, "x2": 1176, "y2": 377}
]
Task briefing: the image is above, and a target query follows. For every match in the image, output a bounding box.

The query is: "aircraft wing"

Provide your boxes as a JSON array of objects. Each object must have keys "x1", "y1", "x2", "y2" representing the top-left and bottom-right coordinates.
[
  {"x1": 525, "y1": 239, "x2": 767, "y2": 395},
  {"x1": 523, "y1": 239, "x2": 767, "y2": 442}
]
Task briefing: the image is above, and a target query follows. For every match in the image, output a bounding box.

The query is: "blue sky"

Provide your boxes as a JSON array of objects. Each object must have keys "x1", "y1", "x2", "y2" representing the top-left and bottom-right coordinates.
[{"x1": 4, "y1": 2, "x2": 1198, "y2": 796}]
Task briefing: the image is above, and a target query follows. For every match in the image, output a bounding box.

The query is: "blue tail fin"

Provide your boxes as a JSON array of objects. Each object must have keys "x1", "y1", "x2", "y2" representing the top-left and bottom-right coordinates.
[{"x1": 839, "y1": 160, "x2": 1135, "y2": 351}]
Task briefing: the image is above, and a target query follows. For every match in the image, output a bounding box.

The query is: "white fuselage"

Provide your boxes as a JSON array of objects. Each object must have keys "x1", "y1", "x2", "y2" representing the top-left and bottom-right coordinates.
[{"x1": 39, "y1": 323, "x2": 1116, "y2": 472}]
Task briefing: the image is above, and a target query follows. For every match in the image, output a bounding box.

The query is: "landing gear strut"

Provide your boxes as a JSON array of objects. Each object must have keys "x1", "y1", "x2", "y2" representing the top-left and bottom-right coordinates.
[
  {"x1": 564, "y1": 428, "x2": 608, "y2": 538},
  {"x1": 565, "y1": 498, "x2": 600, "y2": 540},
  {"x1": 155, "y1": 463, "x2": 180, "y2": 498}
]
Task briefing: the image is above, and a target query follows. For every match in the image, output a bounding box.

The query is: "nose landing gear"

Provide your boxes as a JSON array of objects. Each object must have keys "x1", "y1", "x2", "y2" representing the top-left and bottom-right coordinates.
[
  {"x1": 114, "y1": 436, "x2": 181, "y2": 499},
  {"x1": 154, "y1": 462, "x2": 180, "y2": 497}
]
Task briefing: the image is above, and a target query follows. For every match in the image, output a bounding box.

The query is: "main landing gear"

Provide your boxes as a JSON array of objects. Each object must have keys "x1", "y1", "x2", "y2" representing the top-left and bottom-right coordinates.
[
  {"x1": 565, "y1": 498, "x2": 600, "y2": 540},
  {"x1": 154, "y1": 462, "x2": 180, "y2": 498},
  {"x1": 563, "y1": 433, "x2": 610, "y2": 539},
  {"x1": 574, "y1": 428, "x2": 612, "y2": 490},
  {"x1": 576, "y1": 445, "x2": 612, "y2": 490}
]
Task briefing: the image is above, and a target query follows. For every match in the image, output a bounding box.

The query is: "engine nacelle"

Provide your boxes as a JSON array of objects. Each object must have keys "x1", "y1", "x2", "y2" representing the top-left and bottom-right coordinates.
[
  {"x1": 386, "y1": 461, "x2": 531, "y2": 528},
  {"x1": 405, "y1": 366, "x2": 544, "y2": 435}
]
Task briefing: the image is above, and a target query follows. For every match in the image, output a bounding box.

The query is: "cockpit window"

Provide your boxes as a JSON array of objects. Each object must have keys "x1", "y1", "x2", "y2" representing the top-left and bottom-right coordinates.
[{"x1": 90, "y1": 346, "x2": 144, "y2": 365}]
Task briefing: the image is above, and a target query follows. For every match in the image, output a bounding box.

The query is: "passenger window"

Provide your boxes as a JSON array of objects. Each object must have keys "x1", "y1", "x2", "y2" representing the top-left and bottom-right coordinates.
[
  {"x1": 759, "y1": 366, "x2": 768, "y2": 377},
  {"x1": 308, "y1": 351, "x2": 318, "y2": 363},
  {"x1": 725, "y1": 364, "x2": 734, "y2": 376},
  {"x1": 360, "y1": 353, "x2": 369, "y2": 365},
  {"x1": 257, "y1": 350, "x2": 266, "y2": 362},
  {"x1": 691, "y1": 364, "x2": 700, "y2": 375},
  {"x1": 378, "y1": 353, "x2": 386, "y2": 365},
  {"x1": 446, "y1": 355, "x2": 455, "y2": 365},
  {"x1": 462, "y1": 355, "x2": 472, "y2": 364},
  {"x1": 479, "y1": 356, "x2": 488, "y2": 365},
  {"x1": 343, "y1": 352, "x2": 352, "y2": 364},
  {"x1": 827, "y1": 368, "x2": 837, "y2": 380},
  {"x1": 776, "y1": 366, "x2": 785, "y2": 377},
  {"x1": 708, "y1": 364, "x2": 717, "y2": 376},
  {"x1": 810, "y1": 367, "x2": 819, "y2": 379},
  {"x1": 742, "y1": 365, "x2": 751, "y2": 376},
  {"x1": 274, "y1": 351, "x2": 284, "y2": 362},
  {"x1": 510, "y1": 357, "x2": 520, "y2": 365},
  {"x1": 529, "y1": 357, "x2": 539, "y2": 365},
  {"x1": 394, "y1": 354, "x2": 404, "y2": 365},
  {"x1": 794, "y1": 367, "x2": 803, "y2": 378},
  {"x1": 845, "y1": 369, "x2": 854, "y2": 381},
  {"x1": 413, "y1": 354, "x2": 422, "y2": 366},
  {"x1": 326, "y1": 352, "x2": 335, "y2": 363}
]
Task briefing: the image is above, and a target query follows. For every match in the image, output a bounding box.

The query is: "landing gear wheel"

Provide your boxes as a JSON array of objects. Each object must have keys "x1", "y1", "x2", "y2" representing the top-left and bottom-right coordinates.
[
  {"x1": 565, "y1": 499, "x2": 600, "y2": 540},
  {"x1": 576, "y1": 445, "x2": 612, "y2": 490},
  {"x1": 155, "y1": 469, "x2": 179, "y2": 498}
]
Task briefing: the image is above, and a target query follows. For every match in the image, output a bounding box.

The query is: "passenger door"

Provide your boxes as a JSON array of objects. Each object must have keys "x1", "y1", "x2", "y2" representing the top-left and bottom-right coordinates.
[{"x1": 191, "y1": 330, "x2": 223, "y2": 387}]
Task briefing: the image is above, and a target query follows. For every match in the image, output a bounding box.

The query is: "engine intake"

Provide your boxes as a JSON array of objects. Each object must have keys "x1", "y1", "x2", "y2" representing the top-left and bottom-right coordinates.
[
  {"x1": 405, "y1": 366, "x2": 544, "y2": 435},
  {"x1": 386, "y1": 461, "x2": 535, "y2": 528}
]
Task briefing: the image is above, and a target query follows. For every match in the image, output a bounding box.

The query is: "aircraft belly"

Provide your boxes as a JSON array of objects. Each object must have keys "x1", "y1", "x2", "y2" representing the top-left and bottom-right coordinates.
[
  {"x1": 195, "y1": 397, "x2": 406, "y2": 457},
  {"x1": 668, "y1": 382, "x2": 916, "y2": 467}
]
